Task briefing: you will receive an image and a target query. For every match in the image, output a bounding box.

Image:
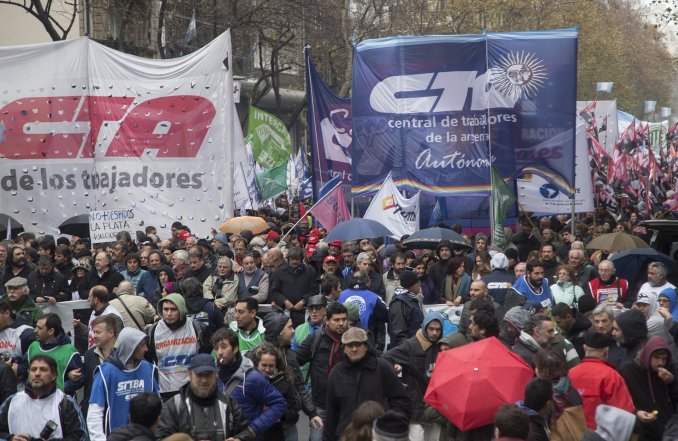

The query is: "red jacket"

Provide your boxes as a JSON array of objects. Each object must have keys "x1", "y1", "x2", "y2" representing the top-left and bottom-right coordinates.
[{"x1": 569, "y1": 357, "x2": 635, "y2": 428}]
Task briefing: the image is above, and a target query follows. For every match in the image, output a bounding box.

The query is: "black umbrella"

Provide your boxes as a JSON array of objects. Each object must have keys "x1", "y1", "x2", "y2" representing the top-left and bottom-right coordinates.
[
  {"x1": 609, "y1": 247, "x2": 675, "y2": 285},
  {"x1": 402, "y1": 227, "x2": 471, "y2": 250},
  {"x1": 0, "y1": 214, "x2": 24, "y2": 239},
  {"x1": 58, "y1": 214, "x2": 90, "y2": 237}
]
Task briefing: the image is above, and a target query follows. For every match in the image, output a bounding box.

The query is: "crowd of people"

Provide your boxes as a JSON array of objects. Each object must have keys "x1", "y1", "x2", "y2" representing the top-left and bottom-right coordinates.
[{"x1": 0, "y1": 201, "x2": 677, "y2": 441}]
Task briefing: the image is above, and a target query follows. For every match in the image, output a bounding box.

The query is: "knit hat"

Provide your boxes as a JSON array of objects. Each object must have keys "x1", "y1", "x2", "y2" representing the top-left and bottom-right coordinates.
[
  {"x1": 503, "y1": 306, "x2": 530, "y2": 331},
  {"x1": 262, "y1": 310, "x2": 289, "y2": 343},
  {"x1": 490, "y1": 253, "x2": 509, "y2": 270},
  {"x1": 399, "y1": 270, "x2": 419, "y2": 290},
  {"x1": 373, "y1": 411, "x2": 409, "y2": 441},
  {"x1": 158, "y1": 293, "x2": 187, "y2": 320},
  {"x1": 585, "y1": 331, "x2": 611, "y2": 349},
  {"x1": 343, "y1": 301, "x2": 360, "y2": 323},
  {"x1": 213, "y1": 232, "x2": 229, "y2": 246}
]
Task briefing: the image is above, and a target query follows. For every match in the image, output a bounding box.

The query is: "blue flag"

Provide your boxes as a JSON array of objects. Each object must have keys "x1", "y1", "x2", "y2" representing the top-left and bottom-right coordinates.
[{"x1": 351, "y1": 29, "x2": 578, "y2": 198}]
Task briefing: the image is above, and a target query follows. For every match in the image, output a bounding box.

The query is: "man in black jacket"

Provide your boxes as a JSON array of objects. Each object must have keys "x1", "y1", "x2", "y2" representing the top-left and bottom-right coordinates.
[
  {"x1": 271, "y1": 247, "x2": 318, "y2": 327},
  {"x1": 156, "y1": 353, "x2": 254, "y2": 441},
  {"x1": 325, "y1": 327, "x2": 411, "y2": 441},
  {"x1": 552, "y1": 302, "x2": 591, "y2": 358},
  {"x1": 85, "y1": 252, "x2": 124, "y2": 296},
  {"x1": 388, "y1": 270, "x2": 425, "y2": 348},
  {"x1": 384, "y1": 311, "x2": 443, "y2": 441},
  {"x1": 481, "y1": 253, "x2": 516, "y2": 306},
  {"x1": 27, "y1": 255, "x2": 70, "y2": 303},
  {"x1": 296, "y1": 302, "x2": 349, "y2": 441}
]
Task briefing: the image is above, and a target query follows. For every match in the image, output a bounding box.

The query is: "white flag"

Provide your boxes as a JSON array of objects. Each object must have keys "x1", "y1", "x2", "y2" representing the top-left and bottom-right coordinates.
[
  {"x1": 364, "y1": 173, "x2": 420, "y2": 239},
  {"x1": 596, "y1": 82, "x2": 613, "y2": 93}
]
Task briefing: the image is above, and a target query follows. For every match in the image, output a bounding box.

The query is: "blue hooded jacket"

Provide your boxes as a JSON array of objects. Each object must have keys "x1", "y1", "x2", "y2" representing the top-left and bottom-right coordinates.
[{"x1": 659, "y1": 287, "x2": 678, "y2": 320}]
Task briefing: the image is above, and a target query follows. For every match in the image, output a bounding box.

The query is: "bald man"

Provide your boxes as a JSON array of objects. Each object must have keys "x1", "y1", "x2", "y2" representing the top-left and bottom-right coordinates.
[{"x1": 457, "y1": 280, "x2": 501, "y2": 340}]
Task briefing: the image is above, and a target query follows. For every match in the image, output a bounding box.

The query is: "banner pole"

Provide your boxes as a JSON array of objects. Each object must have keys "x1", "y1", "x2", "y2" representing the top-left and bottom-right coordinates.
[{"x1": 484, "y1": 32, "x2": 496, "y2": 243}]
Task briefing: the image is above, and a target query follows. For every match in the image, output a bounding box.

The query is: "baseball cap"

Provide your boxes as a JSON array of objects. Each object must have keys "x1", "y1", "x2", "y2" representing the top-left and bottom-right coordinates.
[
  {"x1": 178, "y1": 230, "x2": 191, "y2": 241},
  {"x1": 306, "y1": 245, "x2": 318, "y2": 258},
  {"x1": 342, "y1": 327, "x2": 368, "y2": 345},
  {"x1": 323, "y1": 255, "x2": 338, "y2": 264},
  {"x1": 307, "y1": 236, "x2": 319, "y2": 244},
  {"x1": 328, "y1": 241, "x2": 342, "y2": 248},
  {"x1": 635, "y1": 293, "x2": 652, "y2": 305},
  {"x1": 188, "y1": 353, "x2": 216, "y2": 374}
]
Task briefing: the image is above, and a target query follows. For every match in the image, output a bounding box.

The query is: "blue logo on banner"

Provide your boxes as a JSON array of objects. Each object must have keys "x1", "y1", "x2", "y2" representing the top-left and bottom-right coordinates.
[{"x1": 539, "y1": 184, "x2": 559, "y2": 199}]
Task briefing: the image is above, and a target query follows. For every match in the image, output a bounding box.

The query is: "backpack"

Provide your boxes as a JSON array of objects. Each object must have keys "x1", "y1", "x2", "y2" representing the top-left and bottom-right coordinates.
[{"x1": 551, "y1": 405, "x2": 587, "y2": 441}]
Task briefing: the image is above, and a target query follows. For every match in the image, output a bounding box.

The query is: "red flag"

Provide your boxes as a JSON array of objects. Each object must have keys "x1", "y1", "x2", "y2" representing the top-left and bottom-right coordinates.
[
  {"x1": 299, "y1": 201, "x2": 307, "y2": 218},
  {"x1": 307, "y1": 184, "x2": 351, "y2": 231}
]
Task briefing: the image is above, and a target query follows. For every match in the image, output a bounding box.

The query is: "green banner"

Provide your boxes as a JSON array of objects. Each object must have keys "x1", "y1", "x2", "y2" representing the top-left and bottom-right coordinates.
[
  {"x1": 256, "y1": 160, "x2": 288, "y2": 200},
  {"x1": 491, "y1": 166, "x2": 516, "y2": 249},
  {"x1": 247, "y1": 106, "x2": 292, "y2": 169}
]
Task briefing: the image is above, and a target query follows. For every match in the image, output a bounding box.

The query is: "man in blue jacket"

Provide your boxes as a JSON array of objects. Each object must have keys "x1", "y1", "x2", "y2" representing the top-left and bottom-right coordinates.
[
  {"x1": 213, "y1": 327, "x2": 286, "y2": 440},
  {"x1": 339, "y1": 271, "x2": 388, "y2": 338}
]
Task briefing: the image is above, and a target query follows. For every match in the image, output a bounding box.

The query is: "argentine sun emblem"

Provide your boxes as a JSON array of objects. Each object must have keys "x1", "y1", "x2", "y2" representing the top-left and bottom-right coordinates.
[{"x1": 489, "y1": 51, "x2": 547, "y2": 100}]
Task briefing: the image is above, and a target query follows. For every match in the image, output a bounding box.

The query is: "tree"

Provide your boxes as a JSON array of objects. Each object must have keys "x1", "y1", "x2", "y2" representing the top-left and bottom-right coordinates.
[{"x1": 0, "y1": 0, "x2": 79, "y2": 40}]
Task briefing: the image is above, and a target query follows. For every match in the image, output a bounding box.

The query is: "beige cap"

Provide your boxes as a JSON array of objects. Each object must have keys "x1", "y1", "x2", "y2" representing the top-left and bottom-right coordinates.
[
  {"x1": 4, "y1": 277, "x2": 27, "y2": 288},
  {"x1": 341, "y1": 327, "x2": 368, "y2": 345}
]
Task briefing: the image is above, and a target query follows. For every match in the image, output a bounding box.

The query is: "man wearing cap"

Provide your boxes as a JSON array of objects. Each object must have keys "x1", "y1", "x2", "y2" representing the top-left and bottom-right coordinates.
[
  {"x1": 212, "y1": 232, "x2": 231, "y2": 255},
  {"x1": 3, "y1": 277, "x2": 42, "y2": 327},
  {"x1": 325, "y1": 327, "x2": 411, "y2": 441},
  {"x1": 482, "y1": 253, "x2": 516, "y2": 306},
  {"x1": 384, "y1": 311, "x2": 444, "y2": 441},
  {"x1": 264, "y1": 231, "x2": 280, "y2": 251},
  {"x1": 568, "y1": 331, "x2": 635, "y2": 429},
  {"x1": 634, "y1": 291, "x2": 666, "y2": 337},
  {"x1": 292, "y1": 294, "x2": 327, "y2": 385},
  {"x1": 147, "y1": 293, "x2": 210, "y2": 400},
  {"x1": 388, "y1": 270, "x2": 425, "y2": 348},
  {"x1": 321, "y1": 255, "x2": 342, "y2": 281},
  {"x1": 157, "y1": 353, "x2": 253, "y2": 440},
  {"x1": 339, "y1": 271, "x2": 388, "y2": 338},
  {"x1": 87, "y1": 327, "x2": 159, "y2": 440},
  {"x1": 271, "y1": 247, "x2": 318, "y2": 328}
]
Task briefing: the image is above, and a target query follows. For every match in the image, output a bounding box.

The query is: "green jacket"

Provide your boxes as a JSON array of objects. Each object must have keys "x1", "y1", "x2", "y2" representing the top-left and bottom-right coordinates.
[{"x1": 9, "y1": 295, "x2": 42, "y2": 327}]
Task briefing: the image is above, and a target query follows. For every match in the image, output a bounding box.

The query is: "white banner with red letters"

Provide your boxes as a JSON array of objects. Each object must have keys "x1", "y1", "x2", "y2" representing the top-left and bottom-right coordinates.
[{"x1": 0, "y1": 32, "x2": 235, "y2": 238}]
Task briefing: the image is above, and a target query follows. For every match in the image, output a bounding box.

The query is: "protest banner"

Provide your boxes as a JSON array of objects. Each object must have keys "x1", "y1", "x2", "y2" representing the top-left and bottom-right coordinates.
[{"x1": 89, "y1": 208, "x2": 136, "y2": 243}]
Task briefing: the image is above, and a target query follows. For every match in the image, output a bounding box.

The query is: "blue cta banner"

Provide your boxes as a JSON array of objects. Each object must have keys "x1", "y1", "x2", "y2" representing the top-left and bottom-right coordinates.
[{"x1": 350, "y1": 29, "x2": 578, "y2": 197}]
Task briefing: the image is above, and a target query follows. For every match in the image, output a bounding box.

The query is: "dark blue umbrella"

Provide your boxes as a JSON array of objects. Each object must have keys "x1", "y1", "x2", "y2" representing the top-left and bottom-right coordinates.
[
  {"x1": 402, "y1": 227, "x2": 471, "y2": 250},
  {"x1": 324, "y1": 218, "x2": 393, "y2": 242},
  {"x1": 609, "y1": 248, "x2": 675, "y2": 284}
]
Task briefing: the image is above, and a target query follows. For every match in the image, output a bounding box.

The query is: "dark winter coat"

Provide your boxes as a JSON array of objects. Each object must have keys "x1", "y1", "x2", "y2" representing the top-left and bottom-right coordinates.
[
  {"x1": 85, "y1": 267, "x2": 124, "y2": 295},
  {"x1": 620, "y1": 336, "x2": 678, "y2": 440},
  {"x1": 325, "y1": 351, "x2": 411, "y2": 441},
  {"x1": 295, "y1": 325, "x2": 343, "y2": 408},
  {"x1": 27, "y1": 269, "x2": 70, "y2": 302},
  {"x1": 481, "y1": 269, "x2": 516, "y2": 306},
  {"x1": 563, "y1": 311, "x2": 591, "y2": 359},
  {"x1": 260, "y1": 371, "x2": 300, "y2": 441}
]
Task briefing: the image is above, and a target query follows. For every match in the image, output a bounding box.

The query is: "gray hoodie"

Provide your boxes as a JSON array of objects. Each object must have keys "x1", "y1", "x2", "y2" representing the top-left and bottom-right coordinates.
[
  {"x1": 591, "y1": 405, "x2": 635, "y2": 441},
  {"x1": 109, "y1": 327, "x2": 147, "y2": 370}
]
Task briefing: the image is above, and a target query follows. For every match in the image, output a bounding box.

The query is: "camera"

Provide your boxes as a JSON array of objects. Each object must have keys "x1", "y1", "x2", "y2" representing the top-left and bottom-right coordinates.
[{"x1": 29, "y1": 420, "x2": 57, "y2": 441}]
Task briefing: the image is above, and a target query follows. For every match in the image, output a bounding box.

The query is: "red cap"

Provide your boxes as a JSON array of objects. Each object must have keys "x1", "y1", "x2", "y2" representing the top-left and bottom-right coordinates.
[
  {"x1": 323, "y1": 255, "x2": 338, "y2": 263},
  {"x1": 309, "y1": 229, "x2": 322, "y2": 238},
  {"x1": 265, "y1": 231, "x2": 279, "y2": 241},
  {"x1": 328, "y1": 241, "x2": 342, "y2": 248},
  {"x1": 306, "y1": 245, "x2": 317, "y2": 257},
  {"x1": 178, "y1": 230, "x2": 191, "y2": 241},
  {"x1": 307, "y1": 236, "x2": 319, "y2": 244}
]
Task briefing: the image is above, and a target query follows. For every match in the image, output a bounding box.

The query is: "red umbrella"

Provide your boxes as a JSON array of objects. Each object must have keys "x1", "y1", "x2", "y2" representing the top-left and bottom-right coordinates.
[{"x1": 424, "y1": 337, "x2": 534, "y2": 431}]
